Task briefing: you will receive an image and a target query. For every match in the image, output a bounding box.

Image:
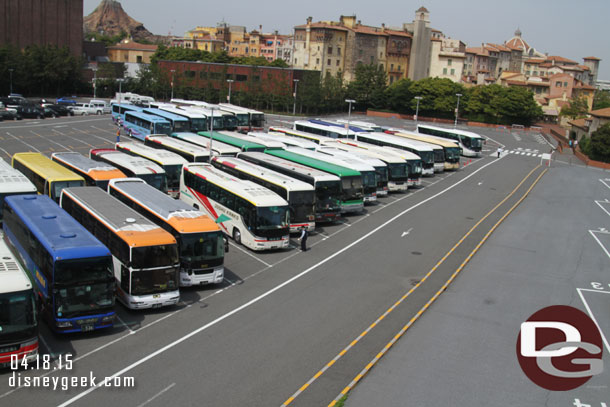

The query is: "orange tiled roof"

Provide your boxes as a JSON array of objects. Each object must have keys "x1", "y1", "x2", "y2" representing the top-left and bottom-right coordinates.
[
  {"x1": 108, "y1": 41, "x2": 158, "y2": 51},
  {"x1": 487, "y1": 43, "x2": 511, "y2": 52},
  {"x1": 294, "y1": 22, "x2": 349, "y2": 31},
  {"x1": 574, "y1": 82, "x2": 595, "y2": 90},
  {"x1": 539, "y1": 62, "x2": 553, "y2": 68},
  {"x1": 590, "y1": 107, "x2": 610, "y2": 118},
  {"x1": 583, "y1": 56, "x2": 600, "y2": 61},
  {"x1": 569, "y1": 118, "x2": 588, "y2": 130},
  {"x1": 505, "y1": 36, "x2": 530, "y2": 51},
  {"x1": 466, "y1": 47, "x2": 488, "y2": 56},
  {"x1": 546, "y1": 55, "x2": 578, "y2": 64},
  {"x1": 384, "y1": 29, "x2": 412, "y2": 38},
  {"x1": 576, "y1": 65, "x2": 591, "y2": 71}
]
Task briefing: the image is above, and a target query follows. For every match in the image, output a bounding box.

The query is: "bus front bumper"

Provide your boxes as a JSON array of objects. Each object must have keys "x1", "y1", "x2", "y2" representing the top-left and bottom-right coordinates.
[{"x1": 180, "y1": 266, "x2": 224, "y2": 287}]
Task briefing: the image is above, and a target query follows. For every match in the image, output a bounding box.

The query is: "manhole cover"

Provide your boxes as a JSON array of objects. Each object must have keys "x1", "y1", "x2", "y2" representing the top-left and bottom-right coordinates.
[
  {"x1": 466, "y1": 216, "x2": 474, "y2": 220},
  {"x1": 411, "y1": 251, "x2": 422, "y2": 255}
]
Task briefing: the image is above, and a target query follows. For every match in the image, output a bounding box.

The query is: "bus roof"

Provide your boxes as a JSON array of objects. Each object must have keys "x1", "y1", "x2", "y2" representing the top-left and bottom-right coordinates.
[
  {"x1": 198, "y1": 131, "x2": 268, "y2": 151},
  {"x1": 158, "y1": 105, "x2": 207, "y2": 119},
  {"x1": 394, "y1": 131, "x2": 461, "y2": 148},
  {"x1": 334, "y1": 139, "x2": 421, "y2": 161},
  {"x1": 51, "y1": 152, "x2": 127, "y2": 181},
  {"x1": 61, "y1": 187, "x2": 176, "y2": 247},
  {"x1": 145, "y1": 135, "x2": 211, "y2": 158},
  {"x1": 355, "y1": 132, "x2": 435, "y2": 152},
  {"x1": 293, "y1": 120, "x2": 358, "y2": 137},
  {"x1": 182, "y1": 106, "x2": 225, "y2": 118},
  {"x1": 0, "y1": 239, "x2": 32, "y2": 294},
  {"x1": 142, "y1": 108, "x2": 190, "y2": 123},
  {"x1": 12, "y1": 152, "x2": 85, "y2": 183},
  {"x1": 90, "y1": 149, "x2": 166, "y2": 175},
  {"x1": 266, "y1": 149, "x2": 361, "y2": 178},
  {"x1": 218, "y1": 131, "x2": 285, "y2": 150},
  {"x1": 321, "y1": 140, "x2": 405, "y2": 164},
  {"x1": 108, "y1": 178, "x2": 220, "y2": 234},
  {"x1": 5, "y1": 194, "x2": 111, "y2": 259},
  {"x1": 237, "y1": 152, "x2": 341, "y2": 182},
  {"x1": 269, "y1": 126, "x2": 338, "y2": 144},
  {"x1": 184, "y1": 163, "x2": 289, "y2": 207},
  {"x1": 248, "y1": 132, "x2": 318, "y2": 150},
  {"x1": 335, "y1": 119, "x2": 383, "y2": 131},
  {"x1": 0, "y1": 158, "x2": 37, "y2": 194},
  {"x1": 218, "y1": 103, "x2": 263, "y2": 115},
  {"x1": 285, "y1": 147, "x2": 375, "y2": 173},
  {"x1": 115, "y1": 142, "x2": 188, "y2": 166},
  {"x1": 417, "y1": 124, "x2": 484, "y2": 139},
  {"x1": 307, "y1": 119, "x2": 369, "y2": 133},
  {"x1": 111, "y1": 103, "x2": 142, "y2": 111},
  {"x1": 171, "y1": 132, "x2": 242, "y2": 155},
  {"x1": 315, "y1": 146, "x2": 387, "y2": 168},
  {"x1": 212, "y1": 156, "x2": 314, "y2": 192}
]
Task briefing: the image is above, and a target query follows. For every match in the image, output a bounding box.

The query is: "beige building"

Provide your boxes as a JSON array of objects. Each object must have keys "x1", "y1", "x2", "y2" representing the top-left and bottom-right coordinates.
[
  {"x1": 107, "y1": 39, "x2": 157, "y2": 64},
  {"x1": 293, "y1": 17, "x2": 349, "y2": 78},
  {"x1": 429, "y1": 37, "x2": 465, "y2": 82}
]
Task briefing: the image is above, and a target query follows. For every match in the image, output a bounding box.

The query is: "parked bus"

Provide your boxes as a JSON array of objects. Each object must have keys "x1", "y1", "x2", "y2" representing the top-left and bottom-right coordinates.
[
  {"x1": 197, "y1": 131, "x2": 268, "y2": 152},
  {"x1": 171, "y1": 132, "x2": 241, "y2": 157},
  {"x1": 335, "y1": 119, "x2": 383, "y2": 132},
  {"x1": 390, "y1": 130, "x2": 461, "y2": 170},
  {"x1": 145, "y1": 135, "x2": 211, "y2": 163},
  {"x1": 3, "y1": 194, "x2": 116, "y2": 332},
  {"x1": 249, "y1": 131, "x2": 319, "y2": 150},
  {"x1": 333, "y1": 139, "x2": 422, "y2": 188},
  {"x1": 115, "y1": 142, "x2": 187, "y2": 197},
  {"x1": 284, "y1": 147, "x2": 377, "y2": 204},
  {"x1": 293, "y1": 120, "x2": 357, "y2": 139},
  {"x1": 12, "y1": 152, "x2": 85, "y2": 203},
  {"x1": 143, "y1": 108, "x2": 191, "y2": 133},
  {"x1": 90, "y1": 149, "x2": 168, "y2": 193},
  {"x1": 51, "y1": 152, "x2": 127, "y2": 190},
  {"x1": 417, "y1": 124, "x2": 484, "y2": 157},
  {"x1": 349, "y1": 132, "x2": 436, "y2": 176},
  {"x1": 111, "y1": 103, "x2": 142, "y2": 125},
  {"x1": 175, "y1": 102, "x2": 236, "y2": 130},
  {"x1": 322, "y1": 140, "x2": 408, "y2": 192},
  {"x1": 315, "y1": 145, "x2": 389, "y2": 197},
  {"x1": 265, "y1": 149, "x2": 364, "y2": 213},
  {"x1": 211, "y1": 156, "x2": 315, "y2": 232},
  {"x1": 157, "y1": 105, "x2": 208, "y2": 132},
  {"x1": 237, "y1": 152, "x2": 342, "y2": 222},
  {"x1": 108, "y1": 178, "x2": 225, "y2": 287},
  {"x1": 270, "y1": 126, "x2": 343, "y2": 146},
  {"x1": 0, "y1": 158, "x2": 37, "y2": 221},
  {"x1": 0, "y1": 238, "x2": 38, "y2": 367},
  {"x1": 123, "y1": 111, "x2": 172, "y2": 140},
  {"x1": 60, "y1": 187, "x2": 180, "y2": 309},
  {"x1": 218, "y1": 103, "x2": 265, "y2": 132},
  {"x1": 180, "y1": 163, "x2": 290, "y2": 251},
  {"x1": 218, "y1": 131, "x2": 285, "y2": 151}
]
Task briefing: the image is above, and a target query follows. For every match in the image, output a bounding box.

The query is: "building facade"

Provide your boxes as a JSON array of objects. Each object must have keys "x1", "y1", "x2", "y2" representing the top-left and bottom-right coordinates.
[{"x1": 429, "y1": 37, "x2": 465, "y2": 82}]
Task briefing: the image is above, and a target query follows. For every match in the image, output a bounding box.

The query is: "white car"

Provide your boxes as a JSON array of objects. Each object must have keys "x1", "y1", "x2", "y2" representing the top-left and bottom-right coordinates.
[{"x1": 71, "y1": 103, "x2": 102, "y2": 116}]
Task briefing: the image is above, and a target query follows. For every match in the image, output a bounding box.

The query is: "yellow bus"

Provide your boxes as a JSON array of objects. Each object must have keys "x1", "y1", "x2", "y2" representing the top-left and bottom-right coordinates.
[
  {"x1": 392, "y1": 130, "x2": 461, "y2": 171},
  {"x1": 51, "y1": 152, "x2": 127, "y2": 190},
  {"x1": 12, "y1": 152, "x2": 85, "y2": 202}
]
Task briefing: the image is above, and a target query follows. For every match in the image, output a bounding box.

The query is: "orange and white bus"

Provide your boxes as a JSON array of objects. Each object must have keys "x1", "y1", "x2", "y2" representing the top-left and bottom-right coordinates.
[
  {"x1": 108, "y1": 178, "x2": 225, "y2": 287},
  {"x1": 51, "y1": 152, "x2": 127, "y2": 190},
  {"x1": 60, "y1": 187, "x2": 180, "y2": 309}
]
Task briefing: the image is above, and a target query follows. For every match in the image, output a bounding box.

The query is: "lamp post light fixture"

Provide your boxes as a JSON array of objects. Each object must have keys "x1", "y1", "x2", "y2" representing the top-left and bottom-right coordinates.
[
  {"x1": 170, "y1": 69, "x2": 176, "y2": 101},
  {"x1": 345, "y1": 99, "x2": 356, "y2": 136},
  {"x1": 454, "y1": 93, "x2": 462, "y2": 128},
  {"x1": 293, "y1": 79, "x2": 300, "y2": 115},
  {"x1": 414, "y1": 96, "x2": 422, "y2": 123},
  {"x1": 226, "y1": 79, "x2": 234, "y2": 104},
  {"x1": 8, "y1": 69, "x2": 14, "y2": 95}
]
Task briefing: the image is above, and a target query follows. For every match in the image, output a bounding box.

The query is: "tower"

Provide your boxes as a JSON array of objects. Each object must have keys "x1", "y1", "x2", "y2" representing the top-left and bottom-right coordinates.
[{"x1": 407, "y1": 7, "x2": 432, "y2": 81}]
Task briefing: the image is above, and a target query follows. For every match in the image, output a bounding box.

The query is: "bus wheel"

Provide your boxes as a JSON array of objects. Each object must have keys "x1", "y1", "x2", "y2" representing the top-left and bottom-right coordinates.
[{"x1": 233, "y1": 228, "x2": 241, "y2": 245}]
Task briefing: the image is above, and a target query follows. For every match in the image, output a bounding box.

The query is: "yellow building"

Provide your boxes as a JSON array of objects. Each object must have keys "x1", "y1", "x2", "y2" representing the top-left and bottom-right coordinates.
[{"x1": 107, "y1": 39, "x2": 157, "y2": 64}]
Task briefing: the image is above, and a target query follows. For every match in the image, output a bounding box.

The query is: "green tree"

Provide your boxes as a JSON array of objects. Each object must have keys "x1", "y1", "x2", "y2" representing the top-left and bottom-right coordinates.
[
  {"x1": 408, "y1": 77, "x2": 466, "y2": 119},
  {"x1": 384, "y1": 78, "x2": 414, "y2": 113},
  {"x1": 559, "y1": 96, "x2": 589, "y2": 120},
  {"x1": 464, "y1": 84, "x2": 505, "y2": 123},
  {"x1": 346, "y1": 64, "x2": 388, "y2": 110},
  {"x1": 588, "y1": 122, "x2": 610, "y2": 162},
  {"x1": 593, "y1": 90, "x2": 610, "y2": 110}
]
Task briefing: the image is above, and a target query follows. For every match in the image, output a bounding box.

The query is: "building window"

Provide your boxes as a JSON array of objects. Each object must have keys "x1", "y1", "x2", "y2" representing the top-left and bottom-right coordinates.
[
  {"x1": 236, "y1": 74, "x2": 248, "y2": 82},
  {"x1": 316, "y1": 58, "x2": 320, "y2": 65},
  {"x1": 327, "y1": 59, "x2": 331, "y2": 66},
  {"x1": 136, "y1": 56, "x2": 143, "y2": 63},
  {"x1": 398, "y1": 65, "x2": 401, "y2": 71},
  {"x1": 391, "y1": 64, "x2": 394, "y2": 71},
  {"x1": 370, "y1": 56, "x2": 374, "y2": 64},
  {"x1": 533, "y1": 71, "x2": 538, "y2": 76},
  {"x1": 328, "y1": 46, "x2": 333, "y2": 55},
  {"x1": 556, "y1": 81, "x2": 562, "y2": 87},
  {"x1": 443, "y1": 68, "x2": 447, "y2": 75},
  {"x1": 564, "y1": 81, "x2": 568, "y2": 87},
  {"x1": 337, "y1": 47, "x2": 341, "y2": 55},
  {"x1": 526, "y1": 71, "x2": 530, "y2": 75},
  {"x1": 450, "y1": 68, "x2": 455, "y2": 75},
  {"x1": 448, "y1": 59, "x2": 452, "y2": 66},
  {"x1": 294, "y1": 58, "x2": 297, "y2": 65},
  {"x1": 336, "y1": 60, "x2": 340, "y2": 66}
]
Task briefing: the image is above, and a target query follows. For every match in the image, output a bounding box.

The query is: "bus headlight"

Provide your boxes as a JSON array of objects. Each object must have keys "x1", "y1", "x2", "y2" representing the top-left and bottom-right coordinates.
[{"x1": 101, "y1": 315, "x2": 115, "y2": 323}]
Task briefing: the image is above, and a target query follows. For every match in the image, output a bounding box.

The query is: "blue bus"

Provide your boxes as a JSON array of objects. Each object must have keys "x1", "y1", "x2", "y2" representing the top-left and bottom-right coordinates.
[
  {"x1": 143, "y1": 108, "x2": 191, "y2": 133},
  {"x1": 2, "y1": 195, "x2": 116, "y2": 333},
  {"x1": 111, "y1": 103, "x2": 143, "y2": 125},
  {"x1": 123, "y1": 111, "x2": 172, "y2": 140}
]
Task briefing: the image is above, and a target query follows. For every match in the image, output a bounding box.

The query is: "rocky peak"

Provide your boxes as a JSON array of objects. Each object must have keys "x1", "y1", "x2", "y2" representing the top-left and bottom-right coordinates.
[{"x1": 84, "y1": 0, "x2": 159, "y2": 42}]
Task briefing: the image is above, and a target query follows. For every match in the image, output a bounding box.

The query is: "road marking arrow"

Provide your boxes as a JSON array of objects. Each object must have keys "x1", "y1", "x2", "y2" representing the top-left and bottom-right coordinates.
[{"x1": 401, "y1": 227, "x2": 413, "y2": 237}]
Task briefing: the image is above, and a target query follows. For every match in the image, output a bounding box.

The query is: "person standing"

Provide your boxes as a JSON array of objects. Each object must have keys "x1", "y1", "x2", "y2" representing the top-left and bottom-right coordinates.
[
  {"x1": 497, "y1": 147, "x2": 502, "y2": 158},
  {"x1": 299, "y1": 227, "x2": 308, "y2": 251}
]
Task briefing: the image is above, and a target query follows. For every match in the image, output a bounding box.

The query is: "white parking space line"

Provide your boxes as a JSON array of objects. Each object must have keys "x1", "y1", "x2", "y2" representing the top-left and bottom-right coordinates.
[
  {"x1": 600, "y1": 179, "x2": 610, "y2": 190},
  {"x1": 116, "y1": 315, "x2": 135, "y2": 334},
  {"x1": 588, "y1": 229, "x2": 610, "y2": 259},
  {"x1": 135, "y1": 382, "x2": 176, "y2": 407},
  {"x1": 595, "y1": 200, "x2": 610, "y2": 218},
  {"x1": 52, "y1": 129, "x2": 96, "y2": 148},
  {"x1": 577, "y1": 288, "x2": 610, "y2": 353},
  {"x1": 228, "y1": 241, "x2": 273, "y2": 268},
  {"x1": 5, "y1": 131, "x2": 40, "y2": 152},
  {"x1": 30, "y1": 130, "x2": 72, "y2": 150}
]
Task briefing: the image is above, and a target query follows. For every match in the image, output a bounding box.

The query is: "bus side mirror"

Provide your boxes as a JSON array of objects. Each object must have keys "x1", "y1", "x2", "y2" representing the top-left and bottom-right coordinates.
[{"x1": 224, "y1": 237, "x2": 229, "y2": 253}]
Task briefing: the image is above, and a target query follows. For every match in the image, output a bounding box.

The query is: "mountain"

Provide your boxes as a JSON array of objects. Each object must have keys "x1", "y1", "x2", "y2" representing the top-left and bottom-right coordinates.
[{"x1": 84, "y1": 0, "x2": 166, "y2": 43}]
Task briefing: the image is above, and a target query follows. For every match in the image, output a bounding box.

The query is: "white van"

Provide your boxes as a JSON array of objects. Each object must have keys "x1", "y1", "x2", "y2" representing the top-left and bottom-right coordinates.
[{"x1": 90, "y1": 99, "x2": 111, "y2": 114}]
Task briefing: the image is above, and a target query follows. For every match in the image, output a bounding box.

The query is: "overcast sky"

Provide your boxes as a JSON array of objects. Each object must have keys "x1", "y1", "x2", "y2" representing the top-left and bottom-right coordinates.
[{"x1": 84, "y1": 0, "x2": 610, "y2": 80}]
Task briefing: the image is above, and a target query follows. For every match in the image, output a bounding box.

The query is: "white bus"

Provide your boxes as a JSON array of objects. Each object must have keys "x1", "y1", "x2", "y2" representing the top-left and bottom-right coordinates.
[
  {"x1": 248, "y1": 131, "x2": 319, "y2": 150},
  {"x1": 211, "y1": 156, "x2": 316, "y2": 233},
  {"x1": 89, "y1": 149, "x2": 168, "y2": 194},
  {"x1": 269, "y1": 126, "x2": 340, "y2": 145},
  {"x1": 157, "y1": 105, "x2": 209, "y2": 133},
  {"x1": 390, "y1": 130, "x2": 461, "y2": 171},
  {"x1": 335, "y1": 119, "x2": 384, "y2": 132},
  {"x1": 115, "y1": 141, "x2": 188, "y2": 198},
  {"x1": 0, "y1": 158, "x2": 37, "y2": 221},
  {"x1": 144, "y1": 135, "x2": 211, "y2": 163},
  {"x1": 351, "y1": 132, "x2": 436, "y2": 176},
  {"x1": 315, "y1": 145, "x2": 389, "y2": 197},
  {"x1": 108, "y1": 178, "x2": 225, "y2": 287},
  {"x1": 173, "y1": 100, "x2": 237, "y2": 130},
  {"x1": 60, "y1": 187, "x2": 180, "y2": 309},
  {"x1": 417, "y1": 124, "x2": 484, "y2": 157},
  {"x1": 171, "y1": 132, "x2": 241, "y2": 157},
  {"x1": 218, "y1": 103, "x2": 265, "y2": 132},
  {"x1": 180, "y1": 163, "x2": 290, "y2": 251},
  {"x1": 217, "y1": 131, "x2": 286, "y2": 150},
  {"x1": 293, "y1": 120, "x2": 358, "y2": 139},
  {"x1": 0, "y1": 239, "x2": 38, "y2": 367}
]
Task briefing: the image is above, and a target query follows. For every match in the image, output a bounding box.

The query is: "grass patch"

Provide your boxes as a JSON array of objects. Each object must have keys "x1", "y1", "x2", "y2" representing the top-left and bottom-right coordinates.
[{"x1": 333, "y1": 393, "x2": 349, "y2": 407}]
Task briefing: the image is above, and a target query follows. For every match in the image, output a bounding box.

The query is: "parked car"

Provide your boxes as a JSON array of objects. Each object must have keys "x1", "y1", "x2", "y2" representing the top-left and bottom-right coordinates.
[
  {"x1": 71, "y1": 103, "x2": 99, "y2": 116},
  {"x1": 0, "y1": 96, "x2": 27, "y2": 112},
  {"x1": 0, "y1": 102, "x2": 22, "y2": 120},
  {"x1": 45, "y1": 104, "x2": 73, "y2": 117},
  {"x1": 17, "y1": 104, "x2": 45, "y2": 119},
  {"x1": 56, "y1": 96, "x2": 77, "y2": 106},
  {"x1": 90, "y1": 99, "x2": 111, "y2": 114}
]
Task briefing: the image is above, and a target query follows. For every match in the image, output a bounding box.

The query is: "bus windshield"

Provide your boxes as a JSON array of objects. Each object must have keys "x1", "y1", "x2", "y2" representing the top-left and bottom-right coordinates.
[
  {"x1": 139, "y1": 174, "x2": 168, "y2": 193},
  {"x1": 255, "y1": 206, "x2": 289, "y2": 230},
  {"x1": 154, "y1": 122, "x2": 172, "y2": 136},
  {"x1": 342, "y1": 176, "x2": 363, "y2": 200},
  {"x1": 51, "y1": 180, "x2": 85, "y2": 201},
  {"x1": 55, "y1": 282, "x2": 114, "y2": 318},
  {"x1": 251, "y1": 114, "x2": 264, "y2": 128},
  {"x1": 289, "y1": 190, "x2": 315, "y2": 222},
  {"x1": 173, "y1": 121, "x2": 190, "y2": 133},
  {"x1": 190, "y1": 118, "x2": 208, "y2": 132},
  {"x1": 235, "y1": 114, "x2": 249, "y2": 126},
  {"x1": 407, "y1": 161, "x2": 422, "y2": 176},
  {"x1": 362, "y1": 171, "x2": 377, "y2": 188},
  {"x1": 212, "y1": 117, "x2": 223, "y2": 130},
  {"x1": 469, "y1": 137, "x2": 483, "y2": 150},
  {"x1": 315, "y1": 180, "x2": 342, "y2": 210},
  {"x1": 164, "y1": 164, "x2": 183, "y2": 190},
  {"x1": 446, "y1": 147, "x2": 461, "y2": 162},
  {"x1": 131, "y1": 244, "x2": 179, "y2": 269},
  {"x1": 376, "y1": 167, "x2": 389, "y2": 182},
  {"x1": 0, "y1": 290, "x2": 36, "y2": 334},
  {"x1": 419, "y1": 151, "x2": 434, "y2": 165},
  {"x1": 433, "y1": 150, "x2": 445, "y2": 163},
  {"x1": 388, "y1": 163, "x2": 408, "y2": 179},
  {"x1": 55, "y1": 257, "x2": 114, "y2": 285},
  {"x1": 223, "y1": 116, "x2": 238, "y2": 129},
  {"x1": 131, "y1": 267, "x2": 178, "y2": 295},
  {"x1": 179, "y1": 231, "x2": 224, "y2": 264}
]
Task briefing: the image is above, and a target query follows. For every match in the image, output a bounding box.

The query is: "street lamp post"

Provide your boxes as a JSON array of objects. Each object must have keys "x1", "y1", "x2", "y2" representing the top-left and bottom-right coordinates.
[
  {"x1": 414, "y1": 96, "x2": 422, "y2": 123},
  {"x1": 117, "y1": 78, "x2": 124, "y2": 104},
  {"x1": 345, "y1": 99, "x2": 355, "y2": 137},
  {"x1": 226, "y1": 79, "x2": 234, "y2": 104},
  {"x1": 454, "y1": 93, "x2": 462, "y2": 128},
  {"x1": 170, "y1": 69, "x2": 176, "y2": 101},
  {"x1": 92, "y1": 67, "x2": 98, "y2": 98},
  {"x1": 208, "y1": 107, "x2": 215, "y2": 163},
  {"x1": 293, "y1": 79, "x2": 299, "y2": 115},
  {"x1": 8, "y1": 69, "x2": 14, "y2": 95}
]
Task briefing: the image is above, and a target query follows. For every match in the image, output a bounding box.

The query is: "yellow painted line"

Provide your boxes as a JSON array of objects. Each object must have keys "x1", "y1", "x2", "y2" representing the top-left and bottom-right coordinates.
[
  {"x1": 281, "y1": 165, "x2": 542, "y2": 407},
  {"x1": 327, "y1": 167, "x2": 548, "y2": 406}
]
